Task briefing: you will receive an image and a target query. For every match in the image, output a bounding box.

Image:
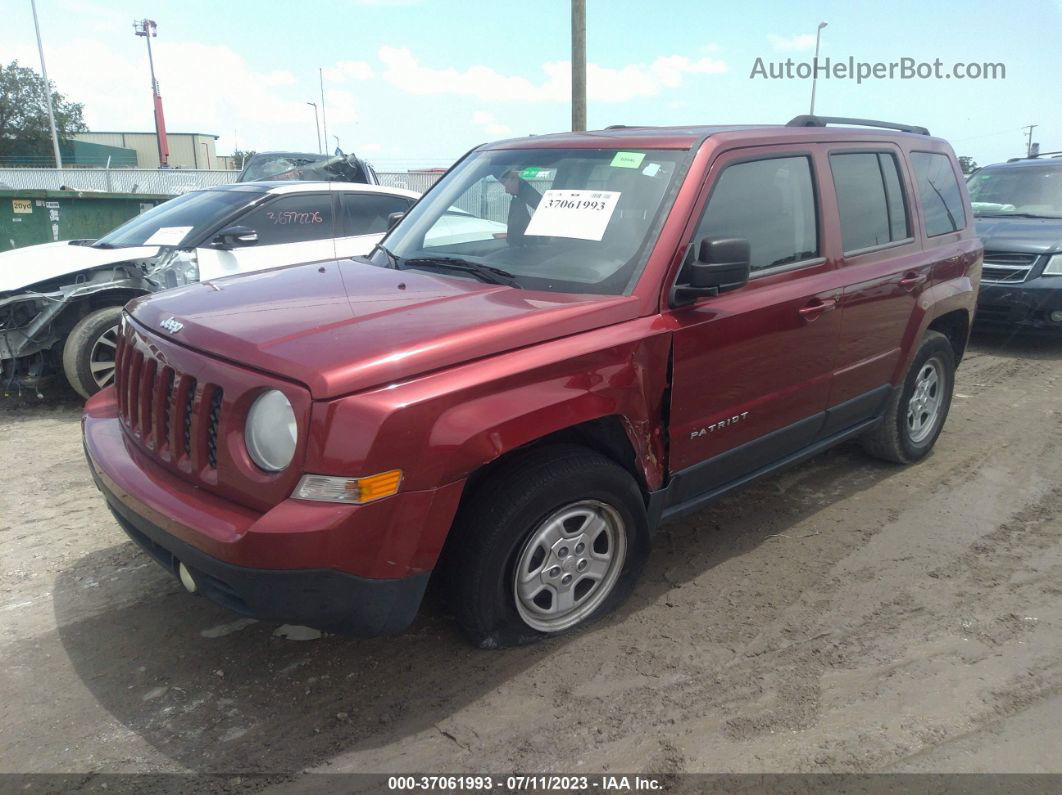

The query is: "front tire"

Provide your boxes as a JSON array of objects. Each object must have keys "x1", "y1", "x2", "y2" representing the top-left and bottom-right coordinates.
[
  {"x1": 449, "y1": 445, "x2": 649, "y2": 648},
  {"x1": 861, "y1": 330, "x2": 956, "y2": 464},
  {"x1": 63, "y1": 306, "x2": 123, "y2": 399}
]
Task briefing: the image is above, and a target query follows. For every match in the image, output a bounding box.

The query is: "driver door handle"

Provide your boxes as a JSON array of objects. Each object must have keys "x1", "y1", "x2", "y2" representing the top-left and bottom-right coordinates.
[
  {"x1": 900, "y1": 272, "x2": 928, "y2": 290},
  {"x1": 798, "y1": 297, "x2": 837, "y2": 321}
]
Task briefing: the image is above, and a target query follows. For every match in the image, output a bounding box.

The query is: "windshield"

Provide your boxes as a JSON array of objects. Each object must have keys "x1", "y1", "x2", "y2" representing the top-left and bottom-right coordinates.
[
  {"x1": 967, "y1": 166, "x2": 1062, "y2": 218},
  {"x1": 94, "y1": 190, "x2": 256, "y2": 248},
  {"x1": 374, "y1": 147, "x2": 689, "y2": 295}
]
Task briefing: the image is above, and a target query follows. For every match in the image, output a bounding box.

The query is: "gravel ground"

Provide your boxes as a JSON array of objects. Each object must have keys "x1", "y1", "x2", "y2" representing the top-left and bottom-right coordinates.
[{"x1": 1, "y1": 328, "x2": 1060, "y2": 783}]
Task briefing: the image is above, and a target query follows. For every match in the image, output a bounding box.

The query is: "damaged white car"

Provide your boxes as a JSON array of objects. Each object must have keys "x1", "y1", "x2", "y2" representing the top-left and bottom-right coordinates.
[{"x1": 0, "y1": 181, "x2": 419, "y2": 397}]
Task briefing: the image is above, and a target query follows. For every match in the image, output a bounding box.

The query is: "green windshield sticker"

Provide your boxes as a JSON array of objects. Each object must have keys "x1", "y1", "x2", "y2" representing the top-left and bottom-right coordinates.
[
  {"x1": 519, "y1": 167, "x2": 542, "y2": 179},
  {"x1": 611, "y1": 151, "x2": 645, "y2": 169}
]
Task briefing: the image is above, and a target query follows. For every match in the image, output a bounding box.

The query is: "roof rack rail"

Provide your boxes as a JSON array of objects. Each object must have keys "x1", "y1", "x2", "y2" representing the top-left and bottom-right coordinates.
[
  {"x1": 786, "y1": 114, "x2": 930, "y2": 136},
  {"x1": 1006, "y1": 151, "x2": 1062, "y2": 162}
]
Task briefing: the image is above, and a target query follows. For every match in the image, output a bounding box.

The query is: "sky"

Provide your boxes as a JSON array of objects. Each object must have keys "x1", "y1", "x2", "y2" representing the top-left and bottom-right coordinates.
[{"x1": 4, "y1": 0, "x2": 1061, "y2": 170}]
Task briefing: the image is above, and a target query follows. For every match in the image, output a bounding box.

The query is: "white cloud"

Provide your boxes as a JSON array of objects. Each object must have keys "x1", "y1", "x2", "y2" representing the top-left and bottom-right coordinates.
[
  {"x1": 322, "y1": 60, "x2": 374, "y2": 82},
  {"x1": 263, "y1": 70, "x2": 297, "y2": 86},
  {"x1": 5, "y1": 37, "x2": 326, "y2": 153},
  {"x1": 377, "y1": 46, "x2": 726, "y2": 103},
  {"x1": 768, "y1": 33, "x2": 818, "y2": 51},
  {"x1": 323, "y1": 88, "x2": 359, "y2": 126},
  {"x1": 472, "y1": 111, "x2": 512, "y2": 136}
]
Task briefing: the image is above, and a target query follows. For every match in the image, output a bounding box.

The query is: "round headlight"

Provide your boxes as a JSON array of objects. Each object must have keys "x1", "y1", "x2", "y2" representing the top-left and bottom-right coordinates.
[{"x1": 245, "y1": 390, "x2": 297, "y2": 472}]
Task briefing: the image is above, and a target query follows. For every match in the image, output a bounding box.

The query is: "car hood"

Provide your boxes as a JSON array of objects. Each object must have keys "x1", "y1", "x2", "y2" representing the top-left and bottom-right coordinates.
[
  {"x1": 0, "y1": 240, "x2": 161, "y2": 292},
  {"x1": 975, "y1": 217, "x2": 1062, "y2": 256},
  {"x1": 128, "y1": 259, "x2": 639, "y2": 399}
]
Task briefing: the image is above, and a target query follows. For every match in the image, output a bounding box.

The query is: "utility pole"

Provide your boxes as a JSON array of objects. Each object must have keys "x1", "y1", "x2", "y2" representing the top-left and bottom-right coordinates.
[
  {"x1": 134, "y1": 19, "x2": 170, "y2": 167},
  {"x1": 1022, "y1": 124, "x2": 1038, "y2": 158},
  {"x1": 319, "y1": 68, "x2": 329, "y2": 156},
  {"x1": 307, "y1": 102, "x2": 322, "y2": 153},
  {"x1": 30, "y1": 0, "x2": 63, "y2": 168},
  {"x1": 809, "y1": 21, "x2": 828, "y2": 115},
  {"x1": 571, "y1": 0, "x2": 586, "y2": 131}
]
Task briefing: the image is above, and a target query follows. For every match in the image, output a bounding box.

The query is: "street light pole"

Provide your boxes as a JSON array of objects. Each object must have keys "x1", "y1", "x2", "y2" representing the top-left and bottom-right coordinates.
[
  {"x1": 809, "y1": 21, "x2": 828, "y2": 116},
  {"x1": 307, "y1": 102, "x2": 322, "y2": 153},
  {"x1": 571, "y1": 0, "x2": 586, "y2": 131},
  {"x1": 319, "y1": 68, "x2": 329, "y2": 155},
  {"x1": 30, "y1": 0, "x2": 63, "y2": 168}
]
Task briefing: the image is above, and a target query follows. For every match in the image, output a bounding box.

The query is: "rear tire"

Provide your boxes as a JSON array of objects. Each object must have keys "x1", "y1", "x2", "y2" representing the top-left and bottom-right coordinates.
[
  {"x1": 63, "y1": 306, "x2": 123, "y2": 399},
  {"x1": 861, "y1": 330, "x2": 955, "y2": 464},
  {"x1": 448, "y1": 445, "x2": 649, "y2": 648}
]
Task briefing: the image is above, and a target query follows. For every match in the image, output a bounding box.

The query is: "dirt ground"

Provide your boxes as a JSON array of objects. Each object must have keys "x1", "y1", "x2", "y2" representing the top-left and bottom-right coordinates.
[{"x1": 1, "y1": 328, "x2": 1060, "y2": 783}]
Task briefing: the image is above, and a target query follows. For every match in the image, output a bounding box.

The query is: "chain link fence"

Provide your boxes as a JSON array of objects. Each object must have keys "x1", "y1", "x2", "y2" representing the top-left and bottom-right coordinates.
[{"x1": 0, "y1": 168, "x2": 444, "y2": 196}]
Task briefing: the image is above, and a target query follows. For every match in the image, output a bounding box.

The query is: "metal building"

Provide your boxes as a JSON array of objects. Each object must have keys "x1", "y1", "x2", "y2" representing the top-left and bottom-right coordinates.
[{"x1": 71, "y1": 131, "x2": 222, "y2": 169}]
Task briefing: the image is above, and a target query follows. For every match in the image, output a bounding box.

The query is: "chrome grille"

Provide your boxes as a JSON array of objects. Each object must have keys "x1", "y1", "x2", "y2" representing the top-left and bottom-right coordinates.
[{"x1": 981, "y1": 251, "x2": 1038, "y2": 284}]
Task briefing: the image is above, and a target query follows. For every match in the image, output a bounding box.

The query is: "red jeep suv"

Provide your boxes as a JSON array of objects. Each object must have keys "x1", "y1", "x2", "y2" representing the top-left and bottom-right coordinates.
[{"x1": 83, "y1": 116, "x2": 981, "y2": 647}]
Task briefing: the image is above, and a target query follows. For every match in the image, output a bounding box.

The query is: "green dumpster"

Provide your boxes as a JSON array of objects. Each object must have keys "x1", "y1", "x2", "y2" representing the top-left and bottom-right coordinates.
[{"x1": 0, "y1": 189, "x2": 170, "y2": 252}]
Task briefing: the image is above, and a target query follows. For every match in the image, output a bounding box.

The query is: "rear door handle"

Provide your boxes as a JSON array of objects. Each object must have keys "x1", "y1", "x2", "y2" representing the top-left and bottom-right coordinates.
[
  {"x1": 798, "y1": 297, "x2": 837, "y2": 321},
  {"x1": 900, "y1": 272, "x2": 928, "y2": 290}
]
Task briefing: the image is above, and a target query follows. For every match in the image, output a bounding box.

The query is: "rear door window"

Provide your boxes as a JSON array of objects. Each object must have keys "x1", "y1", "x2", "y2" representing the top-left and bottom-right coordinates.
[
  {"x1": 830, "y1": 152, "x2": 910, "y2": 252},
  {"x1": 910, "y1": 152, "x2": 967, "y2": 236},
  {"x1": 697, "y1": 155, "x2": 819, "y2": 272},
  {"x1": 341, "y1": 193, "x2": 414, "y2": 236},
  {"x1": 238, "y1": 194, "x2": 334, "y2": 245}
]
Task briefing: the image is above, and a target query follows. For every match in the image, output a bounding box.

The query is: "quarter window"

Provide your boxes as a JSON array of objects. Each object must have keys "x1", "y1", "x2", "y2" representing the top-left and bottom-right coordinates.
[
  {"x1": 830, "y1": 152, "x2": 910, "y2": 252},
  {"x1": 239, "y1": 194, "x2": 334, "y2": 245},
  {"x1": 910, "y1": 152, "x2": 967, "y2": 236},
  {"x1": 696, "y1": 156, "x2": 818, "y2": 272}
]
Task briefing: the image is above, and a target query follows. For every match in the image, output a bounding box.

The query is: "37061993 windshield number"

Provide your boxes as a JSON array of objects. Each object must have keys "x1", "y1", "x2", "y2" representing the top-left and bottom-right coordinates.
[{"x1": 542, "y1": 197, "x2": 609, "y2": 211}]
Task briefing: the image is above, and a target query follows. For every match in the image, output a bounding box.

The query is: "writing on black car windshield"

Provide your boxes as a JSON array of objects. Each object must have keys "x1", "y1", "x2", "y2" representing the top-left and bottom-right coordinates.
[
  {"x1": 379, "y1": 148, "x2": 685, "y2": 295},
  {"x1": 967, "y1": 166, "x2": 1062, "y2": 218}
]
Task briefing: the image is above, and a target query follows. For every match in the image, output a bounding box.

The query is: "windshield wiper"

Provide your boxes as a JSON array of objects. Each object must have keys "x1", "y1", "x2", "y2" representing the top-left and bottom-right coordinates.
[
  {"x1": 975, "y1": 212, "x2": 1061, "y2": 219},
  {"x1": 400, "y1": 256, "x2": 521, "y2": 287},
  {"x1": 370, "y1": 242, "x2": 401, "y2": 269}
]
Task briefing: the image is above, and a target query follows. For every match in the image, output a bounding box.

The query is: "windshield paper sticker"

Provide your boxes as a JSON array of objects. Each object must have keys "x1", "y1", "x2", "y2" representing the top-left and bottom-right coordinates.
[
  {"x1": 525, "y1": 190, "x2": 621, "y2": 241},
  {"x1": 144, "y1": 226, "x2": 193, "y2": 246},
  {"x1": 610, "y1": 151, "x2": 645, "y2": 169}
]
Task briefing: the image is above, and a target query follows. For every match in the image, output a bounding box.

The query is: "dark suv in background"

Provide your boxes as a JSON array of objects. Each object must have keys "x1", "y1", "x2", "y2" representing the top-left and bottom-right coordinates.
[{"x1": 967, "y1": 156, "x2": 1062, "y2": 329}]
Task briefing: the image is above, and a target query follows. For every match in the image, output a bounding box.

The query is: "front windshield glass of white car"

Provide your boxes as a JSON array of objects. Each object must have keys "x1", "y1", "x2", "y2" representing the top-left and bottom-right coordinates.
[
  {"x1": 968, "y1": 166, "x2": 1062, "y2": 218},
  {"x1": 375, "y1": 148, "x2": 689, "y2": 295},
  {"x1": 93, "y1": 190, "x2": 255, "y2": 249}
]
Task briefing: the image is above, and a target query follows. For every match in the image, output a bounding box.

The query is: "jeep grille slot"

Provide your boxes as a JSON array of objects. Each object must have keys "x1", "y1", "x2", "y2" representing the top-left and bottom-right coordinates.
[
  {"x1": 182, "y1": 377, "x2": 197, "y2": 457},
  {"x1": 206, "y1": 387, "x2": 223, "y2": 470},
  {"x1": 158, "y1": 367, "x2": 175, "y2": 448}
]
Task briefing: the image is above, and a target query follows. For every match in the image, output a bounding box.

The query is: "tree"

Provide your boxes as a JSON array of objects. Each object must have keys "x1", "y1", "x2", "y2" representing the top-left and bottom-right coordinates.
[
  {"x1": 958, "y1": 156, "x2": 979, "y2": 175},
  {"x1": 231, "y1": 149, "x2": 256, "y2": 170},
  {"x1": 0, "y1": 60, "x2": 87, "y2": 163}
]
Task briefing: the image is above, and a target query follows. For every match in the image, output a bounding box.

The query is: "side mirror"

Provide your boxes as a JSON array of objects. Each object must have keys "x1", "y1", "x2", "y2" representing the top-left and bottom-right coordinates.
[
  {"x1": 671, "y1": 237, "x2": 751, "y2": 306},
  {"x1": 386, "y1": 211, "x2": 405, "y2": 231},
  {"x1": 213, "y1": 225, "x2": 258, "y2": 248}
]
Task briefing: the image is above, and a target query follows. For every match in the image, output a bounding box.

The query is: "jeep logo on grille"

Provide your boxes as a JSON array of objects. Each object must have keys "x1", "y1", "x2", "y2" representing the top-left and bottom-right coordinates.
[{"x1": 160, "y1": 317, "x2": 184, "y2": 334}]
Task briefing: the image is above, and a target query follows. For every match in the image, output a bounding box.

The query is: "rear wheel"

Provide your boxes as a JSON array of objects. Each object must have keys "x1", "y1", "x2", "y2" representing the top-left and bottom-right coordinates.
[
  {"x1": 449, "y1": 445, "x2": 649, "y2": 648},
  {"x1": 63, "y1": 306, "x2": 123, "y2": 399},
  {"x1": 861, "y1": 330, "x2": 956, "y2": 464}
]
